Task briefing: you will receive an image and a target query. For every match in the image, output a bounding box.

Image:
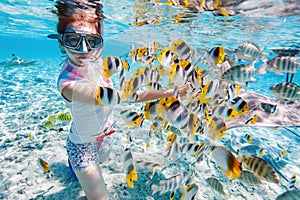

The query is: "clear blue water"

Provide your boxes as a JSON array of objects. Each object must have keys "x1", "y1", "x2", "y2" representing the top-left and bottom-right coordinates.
[{"x1": 0, "y1": 0, "x2": 300, "y2": 199}]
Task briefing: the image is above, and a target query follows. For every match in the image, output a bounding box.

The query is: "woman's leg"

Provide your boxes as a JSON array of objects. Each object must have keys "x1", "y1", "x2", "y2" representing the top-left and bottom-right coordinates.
[{"x1": 75, "y1": 164, "x2": 109, "y2": 200}]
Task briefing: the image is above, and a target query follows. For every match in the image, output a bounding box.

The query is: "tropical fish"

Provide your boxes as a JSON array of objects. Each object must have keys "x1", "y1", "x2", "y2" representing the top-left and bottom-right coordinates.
[
  {"x1": 156, "y1": 96, "x2": 190, "y2": 129},
  {"x1": 151, "y1": 172, "x2": 188, "y2": 195},
  {"x1": 207, "y1": 117, "x2": 227, "y2": 140},
  {"x1": 184, "y1": 113, "x2": 205, "y2": 136},
  {"x1": 227, "y1": 96, "x2": 249, "y2": 116},
  {"x1": 270, "y1": 82, "x2": 300, "y2": 102},
  {"x1": 256, "y1": 147, "x2": 265, "y2": 157},
  {"x1": 208, "y1": 46, "x2": 225, "y2": 64},
  {"x1": 197, "y1": 80, "x2": 220, "y2": 104},
  {"x1": 206, "y1": 177, "x2": 227, "y2": 196},
  {"x1": 166, "y1": 133, "x2": 181, "y2": 159},
  {"x1": 43, "y1": 120, "x2": 54, "y2": 129},
  {"x1": 212, "y1": 105, "x2": 238, "y2": 121},
  {"x1": 221, "y1": 63, "x2": 259, "y2": 84},
  {"x1": 276, "y1": 189, "x2": 300, "y2": 200},
  {"x1": 102, "y1": 56, "x2": 129, "y2": 79},
  {"x1": 189, "y1": 67, "x2": 209, "y2": 89},
  {"x1": 122, "y1": 73, "x2": 147, "y2": 100},
  {"x1": 243, "y1": 133, "x2": 253, "y2": 143},
  {"x1": 170, "y1": 40, "x2": 192, "y2": 60},
  {"x1": 277, "y1": 150, "x2": 288, "y2": 161},
  {"x1": 180, "y1": 183, "x2": 199, "y2": 200},
  {"x1": 234, "y1": 42, "x2": 266, "y2": 62},
  {"x1": 148, "y1": 82, "x2": 163, "y2": 91},
  {"x1": 168, "y1": 63, "x2": 188, "y2": 87},
  {"x1": 238, "y1": 170, "x2": 262, "y2": 185},
  {"x1": 95, "y1": 86, "x2": 122, "y2": 106},
  {"x1": 120, "y1": 109, "x2": 144, "y2": 127},
  {"x1": 38, "y1": 158, "x2": 51, "y2": 173},
  {"x1": 210, "y1": 145, "x2": 242, "y2": 179},
  {"x1": 28, "y1": 133, "x2": 33, "y2": 140},
  {"x1": 143, "y1": 101, "x2": 159, "y2": 120},
  {"x1": 238, "y1": 152, "x2": 280, "y2": 184},
  {"x1": 129, "y1": 41, "x2": 159, "y2": 65},
  {"x1": 186, "y1": 100, "x2": 207, "y2": 119},
  {"x1": 56, "y1": 112, "x2": 73, "y2": 122},
  {"x1": 181, "y1": 141, "x2": 206, "y2": 158},
  {"x1": 179, "y1": 60, "x2": 195, "y2": 78},
  {"x1": 261, "y1": 56, "x2": 300, "y2": 75},
  {"x1": 119, "y1": 68, "x2": 126, "y2": 90},
  {"x1": 124, "y1": 146, "x2": 138, "y2": 188},
  {"x1": 260, "y1": 102, "x2": 277, "y2": 114},
  {"x1": 227, "y1": 83, "x2": 240, "y2": 101},
  {"x1": 157, "y1": 47, "x2": 179, "y2": 71}
]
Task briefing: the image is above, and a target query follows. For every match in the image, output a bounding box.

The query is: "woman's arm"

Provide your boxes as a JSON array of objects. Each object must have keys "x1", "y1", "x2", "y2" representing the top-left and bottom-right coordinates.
[
  {"x1": 132, "y1": 85, "x2": 189, "y2": 103},
  {"x1": 62, "y1": 82, "x2": 98, "y2": 104},
  {"x1": 134, "y1": 89, "x2": 173, "y2": 103}
]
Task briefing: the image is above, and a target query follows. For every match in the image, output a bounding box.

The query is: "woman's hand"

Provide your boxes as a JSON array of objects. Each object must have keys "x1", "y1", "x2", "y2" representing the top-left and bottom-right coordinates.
[{"x1": 177, "y1": 85, "x2": 190, "y2": 100}]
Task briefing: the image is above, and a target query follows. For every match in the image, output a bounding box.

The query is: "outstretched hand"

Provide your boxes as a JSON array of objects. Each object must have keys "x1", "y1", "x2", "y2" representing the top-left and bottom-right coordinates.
[{"x1": 177, "y1": 85, "x2": 190, "y2": 100}]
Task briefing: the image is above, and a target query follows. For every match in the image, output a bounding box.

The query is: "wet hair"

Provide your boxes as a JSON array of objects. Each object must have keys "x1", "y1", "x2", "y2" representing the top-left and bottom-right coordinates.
[{"x1": 53, "y1": 0, "x2": 104, "y2": 34}]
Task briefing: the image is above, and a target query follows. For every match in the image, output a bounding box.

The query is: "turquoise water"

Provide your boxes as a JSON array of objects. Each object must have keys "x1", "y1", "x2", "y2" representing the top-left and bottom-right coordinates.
[{"x1": 1, "y1": 0, "x2": 300, "y2": 199}]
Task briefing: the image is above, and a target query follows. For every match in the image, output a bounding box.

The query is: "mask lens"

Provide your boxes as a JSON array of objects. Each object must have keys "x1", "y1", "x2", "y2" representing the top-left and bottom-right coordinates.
[
  {"x1": 86, "y1": 35, "x2": 103, "y2": 48},
  {"x1": 63, "y1": 33, "x2": 81, "y2": 49}
]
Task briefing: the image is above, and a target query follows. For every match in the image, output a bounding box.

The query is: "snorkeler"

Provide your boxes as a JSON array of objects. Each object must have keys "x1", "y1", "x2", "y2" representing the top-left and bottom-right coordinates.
[{"x1": 50, "y1": 1, "x2": 188, "y2": 199}]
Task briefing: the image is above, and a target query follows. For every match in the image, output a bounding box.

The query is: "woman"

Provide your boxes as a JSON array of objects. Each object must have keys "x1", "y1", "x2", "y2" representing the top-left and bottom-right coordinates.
[{"x1": 51, "y1": 1, "x2": 187, "y2": 199}]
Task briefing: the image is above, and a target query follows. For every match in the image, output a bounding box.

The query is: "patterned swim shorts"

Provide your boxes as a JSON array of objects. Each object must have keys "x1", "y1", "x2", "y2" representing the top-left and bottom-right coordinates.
[{"x1": 66, "y1": 135, "x2": 114, "y2": 170}]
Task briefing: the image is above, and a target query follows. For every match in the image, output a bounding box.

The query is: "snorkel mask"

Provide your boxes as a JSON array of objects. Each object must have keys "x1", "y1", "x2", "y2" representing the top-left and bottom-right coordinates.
[{"x1": 59, "y1": 32, "x2": 103, "y2": 53}]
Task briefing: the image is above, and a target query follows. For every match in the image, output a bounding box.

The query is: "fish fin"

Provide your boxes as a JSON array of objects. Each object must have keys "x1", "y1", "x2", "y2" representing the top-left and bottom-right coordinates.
[
  {"x1": 151, "y1": 184, "x2": 159, "y2": 195},
  {"x1": 256, "y1": 63, "x2": 267, "y2": 74}
]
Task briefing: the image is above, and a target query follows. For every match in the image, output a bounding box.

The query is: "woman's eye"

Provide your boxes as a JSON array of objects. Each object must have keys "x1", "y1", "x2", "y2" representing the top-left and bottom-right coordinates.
[
  {"x1": 87, "y1": 37, "x2": 96, "y2": 47},
  {"x1": 68, "y1": 37, "x2": 79, "y2": 46}
]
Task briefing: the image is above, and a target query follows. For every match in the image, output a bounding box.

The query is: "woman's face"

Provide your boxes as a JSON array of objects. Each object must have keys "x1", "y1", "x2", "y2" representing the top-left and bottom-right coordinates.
[{"x1": 62, "y1": 23, "x2": 103, "y2": 67}]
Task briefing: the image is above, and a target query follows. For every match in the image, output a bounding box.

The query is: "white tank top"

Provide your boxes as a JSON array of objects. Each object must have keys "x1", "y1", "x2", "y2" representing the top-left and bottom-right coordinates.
[{"x1": 57, "y1": 59, "x2": 114, "y2": 143}]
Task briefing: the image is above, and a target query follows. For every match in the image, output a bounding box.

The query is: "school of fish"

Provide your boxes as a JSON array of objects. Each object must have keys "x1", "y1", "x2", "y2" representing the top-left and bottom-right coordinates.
[{"x1": 99, "y1": 38, "x2": 300, "y2": 199}]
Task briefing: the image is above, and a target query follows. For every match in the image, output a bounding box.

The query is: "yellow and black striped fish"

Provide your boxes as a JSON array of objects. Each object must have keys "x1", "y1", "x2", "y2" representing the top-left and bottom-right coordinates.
[
  {"x1": 95, "y1": 86, "x2": 122, "y2": 106},
  {"x1": 143, "y1": 101, "x2": 159, "y2": 120},
  {"x1": 38, "y1": 158, "x2": 51, "y2": 173},
  {"x1": 103, "y1": 56, "x2": 129, "y2": 79},
  {"x1": 124, "y1": 146, "x2": 138, "y2": 188},
  {"x1": 120, "y1": 109, "x2": 144, "y2": 127},
  {"x1": 170, "y1": 40, "x2": 192, "y2": 61},
  {"x1": 227, "y1": 96, "x2": 249, "y2": 116},
  {"x1": 212, "y1": 105, "x2": 238, "y2": 121},
  {"x1": 156, "y1": 96, "x2": 190, "y2": 129},
  {"x1": 157, "y1": 47, "x2": 180, "y2": 71},
  {"x1": 208, "y1": 46, "x2": 225, "y2": 64}
]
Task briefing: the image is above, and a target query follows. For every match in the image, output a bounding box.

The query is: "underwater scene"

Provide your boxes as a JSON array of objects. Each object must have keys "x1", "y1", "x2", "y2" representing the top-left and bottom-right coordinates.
[{"x1": 0, "y1": 0, "x2": 300, "y2": 199}]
